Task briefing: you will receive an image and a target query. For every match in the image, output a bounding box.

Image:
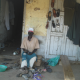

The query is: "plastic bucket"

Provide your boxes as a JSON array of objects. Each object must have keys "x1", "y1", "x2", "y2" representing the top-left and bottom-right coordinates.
[{"x1": 0, "y1": 65, "x2": 7, "y2": 72}]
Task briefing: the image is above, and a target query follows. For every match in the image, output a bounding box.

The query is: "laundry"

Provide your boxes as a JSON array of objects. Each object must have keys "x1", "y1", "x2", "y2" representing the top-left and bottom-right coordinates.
[
  {"x1": 64, "y1": 0, "x2": 76, "y2": 8},
  {"x1": 64, "y1": 8, "x2": 75, "y2": 26},
  {"x1": 64, "y1": 0, "x2": 76, "y2": 26},
  {"x1": 4, "y1": 1, "x2": 10, "y2": 30},
  {"x1": 67, "y1": 3, "x2": 80, "y2": 46}
]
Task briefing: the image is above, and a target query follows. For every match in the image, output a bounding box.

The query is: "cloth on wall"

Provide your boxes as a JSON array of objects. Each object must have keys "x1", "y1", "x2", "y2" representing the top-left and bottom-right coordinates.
[
  {"x1": 67, "y1": 13, "x2": 76, "y2": 41},
  {"x1": 64, "y1": 0, "x2": 76, "y2": 26},
  {"x1": 4, "y1": 1, "x2": 10, "y2": 30},
  {"x1": 67, "y1": 3, "x2": 80, "y2": 46},
  {"x1": 64, "y1": 0, "x2": 76, "y2": 8},
  {"x1": 64, "y1": 8, "x2": 75, "y2": 26}
]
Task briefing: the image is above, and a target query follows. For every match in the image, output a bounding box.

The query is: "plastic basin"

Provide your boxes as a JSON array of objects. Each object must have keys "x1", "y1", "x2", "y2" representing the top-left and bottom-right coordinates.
[{"x1": 0, "y1": 65, "x2": 7, "y2": 72}]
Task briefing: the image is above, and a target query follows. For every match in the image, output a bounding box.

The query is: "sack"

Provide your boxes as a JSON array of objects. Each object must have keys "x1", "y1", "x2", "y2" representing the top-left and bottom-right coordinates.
[{"x1": 47, "y1": 56, "x2": 60, "y2": 66}]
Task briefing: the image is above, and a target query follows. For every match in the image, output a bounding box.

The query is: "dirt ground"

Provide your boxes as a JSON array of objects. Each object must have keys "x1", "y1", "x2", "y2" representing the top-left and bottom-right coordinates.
[
  {"x1": 0, "y1": 42, "x2": 80, "y2": 80},
  {"x1": 0, "y1": 65, "x2": 80, "y2": 80}
]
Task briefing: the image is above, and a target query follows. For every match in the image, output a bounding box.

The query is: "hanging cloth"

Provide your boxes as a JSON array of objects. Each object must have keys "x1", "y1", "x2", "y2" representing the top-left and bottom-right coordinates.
[
  {"x1": 64, "y1": 8, "x2": 75, "y2": 26},
  {"x1": 67, "y1": 3, "x2": 80, "y2": 46},
  {"x1": 4, "y1": 1, "x2": 10, "y2": 30},
  {"x1": 64, "y1": 0, "x2": 76, "y2": 26},
  {"x1": 64, "y1": 0, "x2": 76, "y2": 8}
]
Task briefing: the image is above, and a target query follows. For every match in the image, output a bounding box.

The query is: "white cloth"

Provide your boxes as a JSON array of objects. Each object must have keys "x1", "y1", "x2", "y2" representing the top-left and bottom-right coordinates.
[
  {"x1": 4, "y1": 1, "x2": 10, "y2": 30},
  {"x1": 21, "y1": 57, "x2": 36, "y2": 68},
  {"x1": 28, "y1": 28, "x2": 34, "y2": 32}
]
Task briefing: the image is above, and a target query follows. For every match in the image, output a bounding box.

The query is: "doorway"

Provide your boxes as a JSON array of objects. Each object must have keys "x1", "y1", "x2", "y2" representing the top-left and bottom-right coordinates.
[
  {"x1": 11, "y1": 0, "x2": 24, "y2": 44},
  {"x1": 0, "y1": 0, "x2": 24, "y2": 55}
]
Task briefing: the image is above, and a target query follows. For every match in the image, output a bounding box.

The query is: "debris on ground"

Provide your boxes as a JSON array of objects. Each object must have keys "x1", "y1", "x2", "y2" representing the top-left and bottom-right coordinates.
[
  {"x1": 70, "y1": 61, "x2": 80, "y2": 65},
  {"x1": 16, "y1": 73, "x2": 23, "y2": 77},
  {"x1": 33, "y1": 72, "x2": 41, "y2": 80},
  {"x1": 13, "y1": 51, "x2": 18, "y2": 55},
  {"x1": 13, "y1": 48, "x2": 21, "y2": 55},
  {"x1": 59, "y1": 60, "x2": 62, "y2": 66},
  {"x1": 3, "y1": 58, "x2": 12, "y2": 61},
  {"x1": 22, "y1": 74, "x2": 29, "y2": 80},
  {"x1": 16, "y1": 58, "x2": 53, "y2": 80},
  {"x1": 0, "y1": 43, "x2": 5, "y2": 49},
  {"x1": 1, "y1": 63, "x2": 9, "y2": 65},
  {"x1": 3, "y1": 50, "x2": 5, "y2": 51},
  {"x1": 0, "y1": 54, "x2": 54, "y2": 80},
  {"x1": 0, "y1": 54, "x2": 21, "y2": 71}
]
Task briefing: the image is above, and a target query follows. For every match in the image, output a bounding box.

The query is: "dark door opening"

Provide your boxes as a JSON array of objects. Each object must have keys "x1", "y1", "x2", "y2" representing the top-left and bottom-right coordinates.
[
  {"x1": 0, "y1": 0, "x2": 24, "y2": 55},
  {"x1": 12, "y1": 0, "x2": 24, "y2": 43}
]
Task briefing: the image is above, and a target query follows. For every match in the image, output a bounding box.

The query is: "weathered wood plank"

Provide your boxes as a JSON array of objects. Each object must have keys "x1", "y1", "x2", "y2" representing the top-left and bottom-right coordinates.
[
  {"x1": 50, "y1": 36, "x2": 55, "y2": 54},
  {"x1": 61, "y1": 55, "x2": 75, "y2": 80}
]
